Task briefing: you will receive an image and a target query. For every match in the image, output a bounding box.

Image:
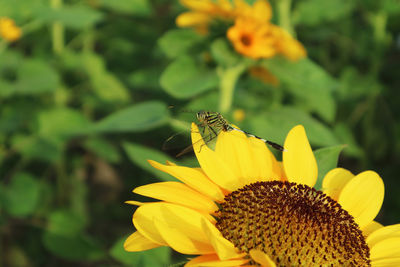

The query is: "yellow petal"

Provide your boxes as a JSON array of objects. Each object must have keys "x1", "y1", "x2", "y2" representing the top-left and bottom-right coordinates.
[
  {"x1": 362, "y1": 221, "x2": 383, "y2": 238},
  {"x1": 338, "y1": 170, "x2": 384, "y2": 229},
  {"x1": 125, "y1": 200, "x2": 149, "y2": 206},
  {"x1": 124, "y1": 231, "x2": 162, "y2": 251},
  {"x1": 154, "y1": 219, "x2": 214, "y2": 255},
  {"x1": 366, "y1": 224, "x2": 400, "y2": 248},
  {"x1": 180, "y1": 0, "x2": 214, "y2": 11},
  {"x1": 322, "y1": 168, "x2": 354, "y2": 201},
  {"x1": 185, "y1": 254, "x2": 249, "y2": 266},
  {"x1": 247, "y1": 136, "x2": 280, "y2": 182},
  {"x1": 135, "y1": 202, "x2": 216, "y2": 254},
  {"x1": 370, "y1": 237, "x2": 400, "y2": 260},
  {"x1": 214, "y1": 130, "x2": 241, "y2": 181},
  {"x1": 133, "y1": 181, "x2": 218, "y2": 213},
  {"x1": 249, "y1": 249, "x2": 276, "y2": 267},
  {"x1": 132, "y1": 203, "x2": 168, "y2": 245},
  {"x1": 191, "y1": 123, "x2": 239, "y2": 192},
  {"x1": 252, "y1": 0, "x2": 272, "y2": 22},
  {"x1": 148, "y1": 160, "x2": 225, "y2": 201},
  {"x1": 215, "y1": 129, "x2": 258, "y2": 187},
  {"x1": 176, "y1": 12, "x2": 211, "y2": 28},
  {"x1": 201, "y1": 218, "x2": 244, "y2": 260},
  {"x1": 283, "y1": 125, "x2": 317, "y2": 187},
  {"x1": 371, "y1": 257, "x2": 400, "y2": 267}
]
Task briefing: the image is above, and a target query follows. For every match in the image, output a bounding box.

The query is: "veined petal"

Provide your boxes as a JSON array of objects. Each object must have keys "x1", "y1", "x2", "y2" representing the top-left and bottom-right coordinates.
[
  {"x1": 216, "y1": 129, "x2": 258, "y2": 187},
  {"x1": 370, "y1": 237, "x2": 400, "y2": 260},
  {"x1": 283, "y1": 125, "x2": 317, "y2": 187},
  {"x1": 338, "y1": 171, "x2": 384, "y2": 229},
  {"x1": 132, "y1": 203, "x2": 168, "y2": 245},
  {"x1": 247, "y1": 136, "x2": 280, "y2": 182},
  {"x1": 366, "y1": 224, "x2": 400, "y2": 248},
  {"x1": 154, "y1": 219, "x2": 214, "y2": 255},
  {"x1": 148, "y1": 160, "x2": 225, "y2": 202},
  {"x1": 249, "y1": 249, "x2": 276, "y2": 267},
  {"x1": 322, "y1": 168, "x2": 354, "y2": 201},
  {"x1": 176, "y1": 12, "x2": 211, "y2": 28},
  {"x1": 134, "y1": 203, "x2": 215, "y2": 254},
  {"x1": 125, "y1": 200, "x2": 150, "y2": 206},
  {"x1": 124, "y1": 231, "x2": 162, "y2": 252},
  {"x1": 371, "y1": 257, "x2": 400, "y2": 267},
  {"x1": 133, "y1": 181, "x2": 218, "y2": 213},
  {"x1": 185, "y1": 254, "x2": 249, "y2": 266},
  {"x1": 362, "y1": 221, "x2": 383, "y2": 238},
  {"x1": 192, "y1": 123, "x2": 239, "y2": 192},
  {"x1": 201, "y1": 218, "x2": 244, "y2": 261},
  {"x1": 215, "y1": 130, "x2": 241, "y2": 180}
]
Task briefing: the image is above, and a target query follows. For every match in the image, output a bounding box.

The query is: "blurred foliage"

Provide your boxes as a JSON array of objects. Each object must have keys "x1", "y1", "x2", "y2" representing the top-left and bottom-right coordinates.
[{"x1": 0, "y1": 0, "x2": 399, "y2": 266}]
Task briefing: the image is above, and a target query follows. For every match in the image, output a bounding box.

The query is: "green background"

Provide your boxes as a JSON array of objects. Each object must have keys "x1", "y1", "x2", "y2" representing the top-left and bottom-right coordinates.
[{"x1": 0, "y1": 0, "x2": 399, "y2": 266}]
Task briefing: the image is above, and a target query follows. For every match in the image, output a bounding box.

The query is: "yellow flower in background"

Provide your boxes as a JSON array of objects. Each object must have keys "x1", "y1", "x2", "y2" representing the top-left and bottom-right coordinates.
[
  {"x1": 233, "y1": 108, "x2": 245, "y2": 122},
  {"x1": 0, "y1": 17, "x2": 22, "y2": 42},
  {"x1": 177, "y1": 0, "x2": 306, "y2": 60},
  {"x1": 227, "y1": 17, "x2": 279, "y2": 59},
  {"x1": 124, "y1": 123, "x2": 400, "y2": 266},
  {"x1": 176, "y1": 0, "x2": 234, "y2": 33},
  {"x1": 232, "y1": 0, "x2": 272, "y2": 23}
]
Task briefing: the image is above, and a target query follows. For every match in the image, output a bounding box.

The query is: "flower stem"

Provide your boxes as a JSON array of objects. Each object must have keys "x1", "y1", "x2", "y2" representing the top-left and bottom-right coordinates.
[
  {"x1": 51, "y1": 0, "x2": 64, "y2": 55},
  {"x1": 277, "y1": 0, "x2": 294, "y2": 36},
  {"x1": 218, "y1": 63, "x2": 247, "y2": 114}
]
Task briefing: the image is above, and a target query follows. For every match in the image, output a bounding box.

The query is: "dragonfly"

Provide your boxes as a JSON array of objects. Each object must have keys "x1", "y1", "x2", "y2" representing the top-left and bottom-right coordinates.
[{"x1": 165, "y1": 110, "x2": 285, "y2": 157}]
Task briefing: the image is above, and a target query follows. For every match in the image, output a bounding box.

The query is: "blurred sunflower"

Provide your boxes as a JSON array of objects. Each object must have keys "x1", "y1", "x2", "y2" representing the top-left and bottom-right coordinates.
[
  {"x1": 176, "y1": 0, "x2": 235, "y2": 33},
  {"x1": 0, "y1": 17, "x2": 22, "y2": 42},
  {"x1": 124, "y1": 123, "x2": 399, "y2": 266}
]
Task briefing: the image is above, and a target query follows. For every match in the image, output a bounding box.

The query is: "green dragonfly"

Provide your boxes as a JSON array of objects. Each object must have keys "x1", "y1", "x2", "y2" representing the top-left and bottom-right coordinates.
[{"x1": 165, "y1": 110, "x2": 285, "y2": 157}]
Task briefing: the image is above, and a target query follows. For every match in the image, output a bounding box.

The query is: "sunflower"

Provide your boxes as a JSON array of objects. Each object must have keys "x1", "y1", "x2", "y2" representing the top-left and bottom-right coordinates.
[
  {"x1": 176, "y1": 0, "x2": 235, "y2": 33},
  {"x1": 0, "y1": 17, "x2": 22, "y2": 42},
  {"x1": 227, "y1": 18, "x2": 280, "y2": 59},
  {"x1": 124, "y1": 123, "x2": 399, "y2": 266}
]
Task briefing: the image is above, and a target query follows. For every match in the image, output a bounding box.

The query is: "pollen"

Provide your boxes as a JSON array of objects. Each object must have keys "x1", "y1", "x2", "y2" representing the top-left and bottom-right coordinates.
[{"x1": 215, "y1": 181, "x2": 371, "y2": 266}]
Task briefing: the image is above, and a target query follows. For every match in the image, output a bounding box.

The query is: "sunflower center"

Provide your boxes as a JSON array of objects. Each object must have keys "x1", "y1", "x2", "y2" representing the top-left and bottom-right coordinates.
[
  {"x1": 215, "y1": 181, "x2": 371, "y2": 266},
  {"x1": 240, "y1": 34, "x2": 252, "y2": 46}
]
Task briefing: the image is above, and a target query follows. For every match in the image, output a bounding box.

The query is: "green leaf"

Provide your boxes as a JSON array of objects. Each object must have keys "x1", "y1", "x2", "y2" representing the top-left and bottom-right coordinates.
[
  {"x1": 47, "y1": 210, "x2": 87, "y2": 236},
  {"x1": 158, "y1": 29, "x2": 203, "y2": 58},
  {"x1": 110, "y1": 236, "x2": 143, "y2": 265},
  {"x1": 0, "y1": 80, "x2": 14, "y2": 98},
  {"x1": 110, "y1": 236, "x2": 171, "y2": 266},
  {"x1": 3, "y1": 173, "x2": 40, "y2": 217},
  {"x1": 314, "y1": 145, "x2": 346, "y2": 190},
  {"x1": 261, "y1": 58, "x2": 337, "y2": 122},
  {"x1": 160, "y1": 56, "x2": 218, "y2": 99},
  {"x1": 37, "y1": 5, "x2": 103, "y2": 29},
  {"x1": 248, "y1": 107, "x2": 340, "y2": 147},
  {"x1": 84, "y1": 138, "x2": 121, "y2": 163},
  {"x1": 15, "y1": 59, "x2": 59, "y2": 95},
  {"x1": 293, "y1": 0, "x2": 355, "y2": 26},
  {"x1": 36, "y1": 108, "x2": 92, "y2": 139},
  {"x1": 333, "y1": 123, "x2": 364, "y2": 158},
  {"x1": 99, "y1": 0, "x2": 152, "y2": 16},
  {"x1": 42, "y1": 209, "x2": 103, "y2": 261},
  {"x1": 42, "y1": 232, "x2": 105, "y2": 261},
  {"x1": 0, "y1": 0, "x2": 45, "y2": 19},
  {"x1": 93, "y1": 101, "x2": 169, "y2": 133},
  {"x1": 123, "y1": 142, "x2": 178, "y2": 182},
  {"x1": 210, "y1": 38, "x2": 240, "y2": 67},
  {"x1": 128, "y1": 67, "x2": 163, "y2": 89},
  {"x1": 11, "y1": 135, "x2": 62, "y2": 162},
  {"x1": 82, "y1": 52, "x2": 130, "y2": 103}
]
